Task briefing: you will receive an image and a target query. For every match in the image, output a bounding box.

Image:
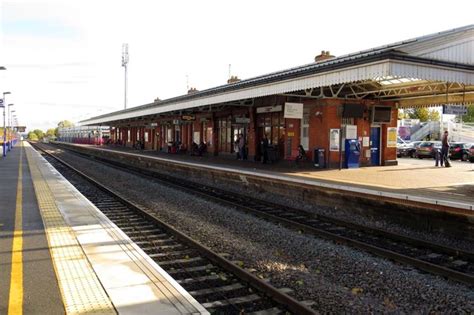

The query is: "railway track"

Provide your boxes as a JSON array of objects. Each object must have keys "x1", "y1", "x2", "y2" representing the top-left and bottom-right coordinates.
[
  {"x1": 42, "y1": 143, "x2": 474, "y2": 287},
  {"x1": 33, "y1": 144, "x2": 316, "y2": 315}
]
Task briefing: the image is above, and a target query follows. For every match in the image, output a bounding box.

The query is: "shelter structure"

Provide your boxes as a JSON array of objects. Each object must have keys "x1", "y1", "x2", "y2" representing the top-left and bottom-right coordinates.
[{"x1": 81, "y1": 25, "x2": 474, "y2": 168}]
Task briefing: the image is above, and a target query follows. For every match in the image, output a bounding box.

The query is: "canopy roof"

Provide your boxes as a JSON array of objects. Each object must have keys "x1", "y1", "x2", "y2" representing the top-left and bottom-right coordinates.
[{"x1": 82, "y1": 25, "x2": 474, "y2": 125}]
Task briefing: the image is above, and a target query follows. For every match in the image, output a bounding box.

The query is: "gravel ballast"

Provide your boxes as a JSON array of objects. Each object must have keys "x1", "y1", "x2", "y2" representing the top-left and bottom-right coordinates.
[{"x1": 49, "y1": 147, "x2": 474, "y2": 313}]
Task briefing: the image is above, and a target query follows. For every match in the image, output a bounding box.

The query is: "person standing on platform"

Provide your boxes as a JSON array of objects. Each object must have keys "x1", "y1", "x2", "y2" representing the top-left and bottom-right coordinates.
[
  {"x1": 238, "y1": 134, "x2": 246, "y2": 160},
  {"x1": 441, "y1": 130, "x2": 451, "y2": 167},
  {"x1": 260, "y1": 134, "x2": 269, "y2": 164},
  {"x1": 234, "y1": 135, "x2": 240, "y2": 159}
]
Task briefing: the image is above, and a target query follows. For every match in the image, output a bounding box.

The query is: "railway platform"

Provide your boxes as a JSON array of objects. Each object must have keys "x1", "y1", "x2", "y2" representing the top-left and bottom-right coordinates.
[
  {"x1": 0, "y1": 142, "x2": 208, "y2": 314},
  {"x1": 67, "y1": 143, "x2": 473, "y2": 212}
]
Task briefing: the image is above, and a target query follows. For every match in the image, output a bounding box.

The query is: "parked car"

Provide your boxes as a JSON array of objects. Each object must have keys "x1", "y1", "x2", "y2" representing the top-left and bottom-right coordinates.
[
  {"x1": 397, "y1": 141, "x2": 422, "y2": 158},
  {"x1": 449, "y1": 142, "x2": 470, "y2": 161},
  {"x1": 464, "y1": 143, "x2": 474, "y2": 163},
  {"x1": 416, "y1": 141, "x2": 441, "y2": 159}
]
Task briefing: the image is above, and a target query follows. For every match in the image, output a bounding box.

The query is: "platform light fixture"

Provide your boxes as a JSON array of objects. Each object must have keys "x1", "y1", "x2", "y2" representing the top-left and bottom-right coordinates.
[
  {"x1": 8, "y1": 104, "x2": 14, "y2": 151},
  {"x1": 2, "y1": 91, "x2": 11, "y2": 157}
]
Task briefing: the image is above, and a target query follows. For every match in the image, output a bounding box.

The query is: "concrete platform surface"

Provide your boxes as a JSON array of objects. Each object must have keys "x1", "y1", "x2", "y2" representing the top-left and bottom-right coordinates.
[{"x1": 1, "y1": 142, "x2": 209, "y2": 314}]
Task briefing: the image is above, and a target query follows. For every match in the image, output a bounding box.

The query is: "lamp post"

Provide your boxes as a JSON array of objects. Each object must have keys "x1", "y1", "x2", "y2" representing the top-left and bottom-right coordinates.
[
  {"x1": 7, "y1": 104, "x2": 14, "y2": 150},
  {"x1": 2, "y1": 91, "x2": 11, "y2": 157},
  {"x1": 9, "y1": 107, "x2": 15, "y2": 149}
]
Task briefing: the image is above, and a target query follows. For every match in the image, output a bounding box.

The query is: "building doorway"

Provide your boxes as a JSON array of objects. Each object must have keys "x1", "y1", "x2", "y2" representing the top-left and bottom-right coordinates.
[{"x1": 370, "y1": 127, "x2": 381, "y2": 165}]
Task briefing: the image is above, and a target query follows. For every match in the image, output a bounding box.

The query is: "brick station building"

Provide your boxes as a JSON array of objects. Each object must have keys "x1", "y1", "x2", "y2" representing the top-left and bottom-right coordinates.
[{"x1": 81, "y1": 25, "x2": 474, "y2": 168}]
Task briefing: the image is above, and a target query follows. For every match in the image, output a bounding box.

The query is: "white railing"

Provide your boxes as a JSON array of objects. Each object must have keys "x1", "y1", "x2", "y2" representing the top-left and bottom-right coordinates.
[{"x1": 409, "y1": 121, "x2": 440, "y2": 141}]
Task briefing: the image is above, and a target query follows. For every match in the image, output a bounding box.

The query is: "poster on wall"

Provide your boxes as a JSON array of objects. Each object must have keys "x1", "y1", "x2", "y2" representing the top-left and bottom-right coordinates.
[
  {"x1": 345, "y1": 125, "x2": 357, "y2": 139},
  {"x1": 387, "y1": 127, "x2": 397, "y2": 147},
  {"x1": 284, "y1": 102, "x2": 303, "y2": 119},
  {"x1": 193, "y1": 131, "x2": 201, "y2": 144},
  {"x1": 329, "y1": 129, "x2": 340, "y2": 151}
]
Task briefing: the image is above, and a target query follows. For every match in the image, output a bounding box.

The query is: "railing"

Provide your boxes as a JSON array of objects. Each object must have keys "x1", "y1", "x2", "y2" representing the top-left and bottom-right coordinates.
[{"x1": 410, "y1": 121, "x2": 440, "y2": 141}]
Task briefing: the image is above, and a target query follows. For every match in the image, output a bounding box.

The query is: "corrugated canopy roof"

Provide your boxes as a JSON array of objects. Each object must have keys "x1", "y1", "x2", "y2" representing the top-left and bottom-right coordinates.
[{"x1": 82, "y1": 25, "x2": 474, "y2": 125}]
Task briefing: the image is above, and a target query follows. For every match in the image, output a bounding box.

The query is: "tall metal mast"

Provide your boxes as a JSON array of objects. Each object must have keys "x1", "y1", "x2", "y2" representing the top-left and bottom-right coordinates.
[{"x1": 122, "y1": 43, "x2": 129, "y2": 109}]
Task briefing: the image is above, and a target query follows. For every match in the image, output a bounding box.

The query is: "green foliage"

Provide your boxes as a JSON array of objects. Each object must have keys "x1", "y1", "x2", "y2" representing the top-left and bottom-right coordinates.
[
  {"x1": 32, "y1": 129, "x2": 44, "y2": 139},
  {"x1": 56, "y1": 120, "x2": 74, "y2": 137},
  {"x1": 428, "y1": 110, "x2": 440, "y2": 121},
  {"x1": 46, "y1": 128, "x2": 56, "y2": 139},
  {"x1": 407, "y1": 108, "x2": 440, "y2": 122},
  {"x1": 461, "y1": 105, "x2": 474, "y2": 123},
  {"x1": 57, "y1": 120, "x2": 74, "y2": 128},
  {"x1": 27, "y1": 131, "x2": 39, "y2": 140},
  {"x1": 397, "y1": 109, "x2": 409, "y2": 120}
]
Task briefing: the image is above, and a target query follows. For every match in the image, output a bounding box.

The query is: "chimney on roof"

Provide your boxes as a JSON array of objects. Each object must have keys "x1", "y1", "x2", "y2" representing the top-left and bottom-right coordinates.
[
  {"x1": 188, "y1": 87, "x2": 198, "y2": 94},
  {"x1": 315, "y1": 50, "x2": 335, "y2": 62},
  {"x1": 154, "y1": 97, "x2": 161, "y2": 103},
  {"x1": 227, "y1": 75, "x2": 241, "y2": 84}
]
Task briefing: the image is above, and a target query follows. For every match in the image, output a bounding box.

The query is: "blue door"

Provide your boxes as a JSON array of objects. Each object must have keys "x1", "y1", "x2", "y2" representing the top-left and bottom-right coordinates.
[{"x1": 370, "y1": 127, "x2": 380, "y2": 165}]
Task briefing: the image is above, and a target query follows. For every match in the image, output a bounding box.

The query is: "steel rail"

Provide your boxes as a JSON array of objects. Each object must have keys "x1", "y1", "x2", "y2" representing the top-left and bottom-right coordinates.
[
  {"x1": 33, "y1": 143, "x2": 317, "y2": 315},
  {"x1": 41, "y1": 143, "x2": 474, "y2": 286}
]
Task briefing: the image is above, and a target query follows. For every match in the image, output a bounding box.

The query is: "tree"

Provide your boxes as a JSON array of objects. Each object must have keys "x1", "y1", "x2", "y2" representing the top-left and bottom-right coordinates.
[
  {"x1": 407, "y1": 107, "x2": 440, "y2": 122},
  {"x1": 57, "y1": 120, "x2": 74, "y2": 128},
  {"x1": 461, "y1": 104, "x2": 474, "y2": 123},
  {"x1": 398, "y1": 109, "x2": 406, "y2": 120},
  {"x1": 27, "y1": 131, "x2": 39, "y2": 140},
  {"x1": 33, "y1": 129, "x2": 44, "y2": 140},
  {"x1": 46, "y1": 128, "x2": 56, "y2": 139},
  {"x1": 55, "y1": 120, "x2": 75, "y2": 137},
  {"x1": 428, "y1": 110, "x2": 440, "y2": 121}
]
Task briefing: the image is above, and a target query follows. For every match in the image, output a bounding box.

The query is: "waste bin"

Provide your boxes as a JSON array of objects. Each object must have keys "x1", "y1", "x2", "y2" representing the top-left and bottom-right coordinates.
[{"x1": 313, "y1": 148, "x2": 326, "y2": 168}]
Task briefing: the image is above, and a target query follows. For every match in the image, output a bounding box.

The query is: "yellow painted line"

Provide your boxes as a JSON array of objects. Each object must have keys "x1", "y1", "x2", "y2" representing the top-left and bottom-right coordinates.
[
  {"x1": 8, "y1": 143, "x2": 23, "y2": 315},
  {"x1": 25, "y1": 142, "x2": 116, "y2": 315}
]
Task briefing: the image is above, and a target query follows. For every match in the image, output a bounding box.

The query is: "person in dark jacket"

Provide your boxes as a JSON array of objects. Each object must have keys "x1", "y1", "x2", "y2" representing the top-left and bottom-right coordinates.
[
  {"x1": 441, "y1": 131, "x2": 451, "y2": 167},
  {"x1": 260, "y1": 134, "x2": 269, "y2": 164},
  {"x1": 296, "y1": 145, "x2": 306, "y2": 163}
]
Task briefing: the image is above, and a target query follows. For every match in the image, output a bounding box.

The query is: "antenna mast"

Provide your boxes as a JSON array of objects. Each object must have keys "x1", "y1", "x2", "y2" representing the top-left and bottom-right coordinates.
[{"x1": 122, "y1": 43, "x2": 129, "y2": 109}]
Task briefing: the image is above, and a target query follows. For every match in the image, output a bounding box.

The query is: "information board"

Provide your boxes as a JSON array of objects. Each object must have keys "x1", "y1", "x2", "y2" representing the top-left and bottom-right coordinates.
[
  {"x1": 387, "y1": 127, "x2": 397, "y2": 147},
  {"x1": 284, "y1": 102, "x2": 303, "y2": 119}
]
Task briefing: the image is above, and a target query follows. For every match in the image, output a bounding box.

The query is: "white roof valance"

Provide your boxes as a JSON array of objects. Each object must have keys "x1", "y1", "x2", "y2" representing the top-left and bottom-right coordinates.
[{"x1": 82, "y1": 59, "x2": 474, "y2": 125}]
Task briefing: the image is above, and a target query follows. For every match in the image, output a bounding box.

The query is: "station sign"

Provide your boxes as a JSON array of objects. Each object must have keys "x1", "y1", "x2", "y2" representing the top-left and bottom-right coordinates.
[
  {"x1": 443, "y1": 105, "x2": 467, "y2": 115},
  {"x1": 284, "y1": 102, "x2": 303, "y2": 119},
  {"x1": 150, "y1": 122, "x2": 158, "y2": 127},
  {"x1": 181, "y1": 115, "x2": 195, "y2": 121},
  {"x1": 235, "y1": 117, "x2": 250, "y2": 124},
  {"x1": 256, "y1": 105, "x2": 282, "y2": 114}
]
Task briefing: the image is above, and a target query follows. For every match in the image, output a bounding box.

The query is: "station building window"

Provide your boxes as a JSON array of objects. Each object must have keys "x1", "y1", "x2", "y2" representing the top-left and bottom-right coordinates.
[
  {"x1": 257, "y1": 112, "x2": 285, "y2": 145},
  {"x1": 202, "y1": 121, "x2": 212, "y2": 146},
  {"x1": 218, "y1": 117, "x2": 232, "y2": 153},
  {"x1": 167, "y1": 126, "x2": 173, "y2": 143}
]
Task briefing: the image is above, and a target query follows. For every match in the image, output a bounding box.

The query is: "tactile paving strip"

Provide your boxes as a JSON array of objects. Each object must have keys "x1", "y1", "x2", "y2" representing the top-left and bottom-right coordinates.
[{"x1": 25, "y1": 145, "x2": 116, "y2": 315}]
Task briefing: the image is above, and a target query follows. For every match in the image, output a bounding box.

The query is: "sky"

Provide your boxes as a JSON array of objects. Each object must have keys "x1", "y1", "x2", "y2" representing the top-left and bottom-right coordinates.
[{"x1": 0, "y1": 0, "x2": 473, "y2": 131}]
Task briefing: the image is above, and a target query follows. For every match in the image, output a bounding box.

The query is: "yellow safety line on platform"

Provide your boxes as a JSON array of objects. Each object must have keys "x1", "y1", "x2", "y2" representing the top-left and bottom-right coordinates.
[
  {"x1": 8, "y1": 143, "x2": 23, "y2": 315},
  {"x1": 25, "y1": 144, "x2": 116, "y2": 315}
]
